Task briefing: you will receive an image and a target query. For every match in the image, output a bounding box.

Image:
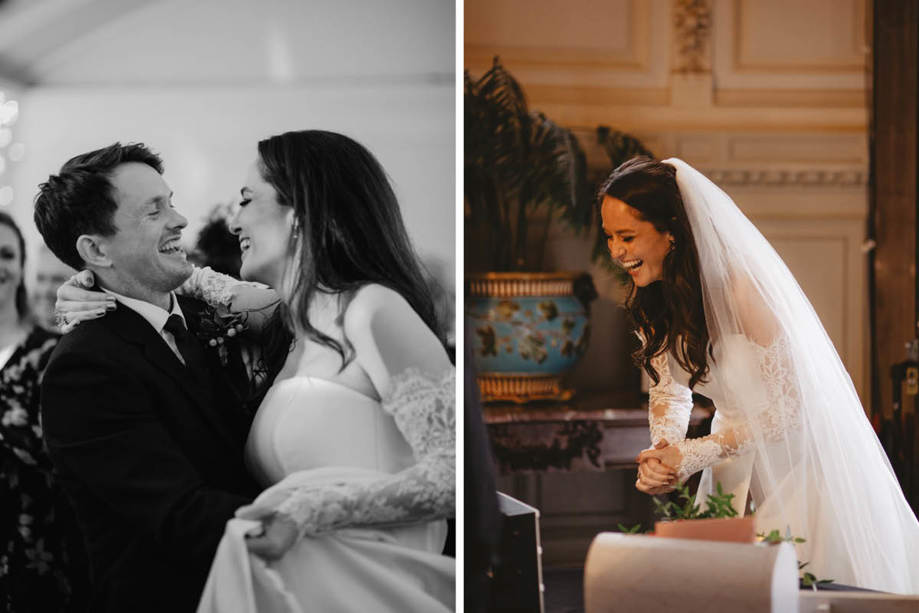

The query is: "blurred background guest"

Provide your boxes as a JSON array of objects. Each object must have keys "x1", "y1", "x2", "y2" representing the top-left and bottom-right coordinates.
[
  {"x1": 189, "y1": 204, "x2": 242, "y2": 279},
  {"x1": 0, "y1": 212, "x2": 87, "y2": 612},
  {"x1": 29, "y1": 245, "x2": 75, "y2": 331}
]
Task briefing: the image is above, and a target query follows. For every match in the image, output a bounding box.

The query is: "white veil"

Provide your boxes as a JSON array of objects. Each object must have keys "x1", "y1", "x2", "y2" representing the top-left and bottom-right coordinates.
[{"x1": 664, "y1": 157, "x2": 919, "y2": 593}]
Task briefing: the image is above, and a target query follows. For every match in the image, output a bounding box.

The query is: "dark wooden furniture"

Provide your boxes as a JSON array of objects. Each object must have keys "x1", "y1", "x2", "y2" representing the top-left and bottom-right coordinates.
[
  {"x1": 485, "y1": 391, "x2": 712, "y2": 472},
  {"x1": 484, "y1": 391, "x2": 712, "y2": 566}
]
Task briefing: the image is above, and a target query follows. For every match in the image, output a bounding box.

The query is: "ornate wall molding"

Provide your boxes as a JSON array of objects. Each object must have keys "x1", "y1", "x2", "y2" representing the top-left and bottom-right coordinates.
[
  {"x1": 465, "y1": 0, "x2": 653, "y2": 73},
  {"x1": 702, "y1": 167, "x2": 866, "y2": 187},
  {"x1": 673, "y1": 0, "x2": 712, "y2": 74},
  {"x1": 712, "y1": 0, "x2": 868, "y2": 92},
  {"x1": 732, "y1": 0, "x2": 866, "y2": 72}
]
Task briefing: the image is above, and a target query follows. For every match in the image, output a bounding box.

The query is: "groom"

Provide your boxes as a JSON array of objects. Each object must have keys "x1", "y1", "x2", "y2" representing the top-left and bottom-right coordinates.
[{"x1": 34, "y1": 143, "x2": 259, "y2": 613}]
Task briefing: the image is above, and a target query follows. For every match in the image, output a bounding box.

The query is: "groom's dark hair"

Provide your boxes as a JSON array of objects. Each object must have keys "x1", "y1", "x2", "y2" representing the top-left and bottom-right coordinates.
[{"x1": 34, "y1": 142, "x2": 164, "y2": 270}]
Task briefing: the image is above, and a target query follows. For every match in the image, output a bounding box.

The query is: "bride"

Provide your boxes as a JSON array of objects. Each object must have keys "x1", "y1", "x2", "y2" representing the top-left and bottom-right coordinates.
[
  {"x1": 600, "y1": 156, "x2": 919, "y2": 593},
  {"x1": 58, "y1": 130, "x2": 455, "y2": 611}
]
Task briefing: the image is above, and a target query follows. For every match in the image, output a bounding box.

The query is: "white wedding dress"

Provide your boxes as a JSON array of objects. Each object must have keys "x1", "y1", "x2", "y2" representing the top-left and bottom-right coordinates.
[
  {"x1": 649, "y1": 338, "x2": 868, "y2": 588},
  {"x1": 642, "y1": 159, "x2": 919, "y2": 594},
  {"x1": 191, "y1": 280, "x2": 455, "y2": 612}
]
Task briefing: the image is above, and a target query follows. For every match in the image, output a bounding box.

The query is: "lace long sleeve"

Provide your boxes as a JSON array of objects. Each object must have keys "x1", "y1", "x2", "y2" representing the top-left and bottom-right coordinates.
[
  {"x1": 263, "y1": 284, "x2": 455, "y2": 536},
  {"x1": 648, "y1": 352, "x2": 694, "y2": 446},
  {"x1": 178, "y1": 266, "x2": 273, "y2": 311},
  {"x1": 673, "y1": 334, "x2": 801, "y2": 480},
  {"x1": 275, "y1": 368, "x2": 455, "y2": 536}
]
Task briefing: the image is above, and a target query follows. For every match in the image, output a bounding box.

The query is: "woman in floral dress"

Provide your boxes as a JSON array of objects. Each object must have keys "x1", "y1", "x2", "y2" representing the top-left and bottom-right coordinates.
[{"x1": 0, "y1": 212, "x2": 87, "y2": 612}]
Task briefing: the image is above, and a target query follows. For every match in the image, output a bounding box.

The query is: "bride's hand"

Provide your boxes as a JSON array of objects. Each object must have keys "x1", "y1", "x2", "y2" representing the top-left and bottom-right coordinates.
[
  {"x1": 635, "y1": 458, "x2": 678, "y2": 494},
  {"x1": 244, "y1": 513, "x2": 299, "y2": 560},
  {"x1": 637, "y1": 444, "x2": 683, "y2": 480},
  {"x1": 635, "y1": 439, "x2": 679, "y2": 495},
  {"x1": 54, "y1": 270, "x2": 115, "y2": 332}
]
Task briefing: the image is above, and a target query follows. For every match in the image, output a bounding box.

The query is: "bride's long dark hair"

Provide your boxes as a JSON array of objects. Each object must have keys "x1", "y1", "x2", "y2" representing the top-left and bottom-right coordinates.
[
  {"x1": 598, "y1": 157, "x2": 711, "y2": 388},
  {"x1": 251, "y1": 130, "x2": 444, "y2": 399}
]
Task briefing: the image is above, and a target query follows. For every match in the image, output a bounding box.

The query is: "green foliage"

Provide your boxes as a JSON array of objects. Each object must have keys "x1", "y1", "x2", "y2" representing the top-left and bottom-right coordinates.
[
  {"x1": 758, "y1": 528, "x2": 834, "y2": 588},
  {"x1": 798, "y1": 562, "x2": 835, "y2": 588},
  {"x1": 653, "y1": 482, "x2": 739, "y2": 522},
  {"x1": 464, "y1": 57, "x2": 652, "y2": 273},
  {"x1": 757, "y1": 528, "x2": 806, "y2": 546},
  {"x1": 465, "y1": 57, "x2": 591, "y2": 272},
  {"x1": 617, "y1": 523, "x2": 644, "y2": 534}
]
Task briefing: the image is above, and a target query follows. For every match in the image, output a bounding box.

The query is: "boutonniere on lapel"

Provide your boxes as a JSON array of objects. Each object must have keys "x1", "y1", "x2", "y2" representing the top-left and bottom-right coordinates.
[{"x1": 193, "y1": 304, "x2": 248, "y2": 366}]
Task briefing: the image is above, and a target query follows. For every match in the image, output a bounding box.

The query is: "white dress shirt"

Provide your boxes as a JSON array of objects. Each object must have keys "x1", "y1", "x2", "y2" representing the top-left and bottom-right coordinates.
[{"x1": 102, "y1": 288, "x2": 189, "y2": 365}]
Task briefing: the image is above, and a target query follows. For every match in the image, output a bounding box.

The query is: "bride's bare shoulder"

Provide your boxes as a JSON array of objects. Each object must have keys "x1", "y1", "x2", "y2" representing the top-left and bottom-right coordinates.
[
  {"x1": 340, "y1": 284, "x2": 419, "y2": 337},
  {"x1": 340, "y1": 284, "x2": 448, "y2": 382},
  {"x1": 344, "y1": 284, "x2": 410, "y2": 317}
]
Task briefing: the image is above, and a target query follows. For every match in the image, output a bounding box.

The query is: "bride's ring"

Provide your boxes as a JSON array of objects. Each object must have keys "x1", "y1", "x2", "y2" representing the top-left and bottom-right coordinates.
[{"x1": 54, "y1": 310, "x2": 68, "y2": 328}]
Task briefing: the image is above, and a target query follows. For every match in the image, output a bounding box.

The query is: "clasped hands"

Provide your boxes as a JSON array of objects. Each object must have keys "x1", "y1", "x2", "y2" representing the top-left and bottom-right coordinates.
[{"x1": 634, "y1": 439, "x2": 684, "y2": 495}]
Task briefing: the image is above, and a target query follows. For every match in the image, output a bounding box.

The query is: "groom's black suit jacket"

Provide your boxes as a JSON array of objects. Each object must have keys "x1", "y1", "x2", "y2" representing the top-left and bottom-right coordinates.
[{"x1": 41, "y1": 296, "x2": 260, "y2": 613}]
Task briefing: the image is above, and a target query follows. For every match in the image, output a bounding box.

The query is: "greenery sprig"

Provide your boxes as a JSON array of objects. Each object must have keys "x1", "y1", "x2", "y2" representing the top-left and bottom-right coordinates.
[
  {"x1": 757, "y1": 528, "x2": 834, "y2": 589},
  {"x1": 653, "y1": 482, "x2": 738, "y2": 521}
]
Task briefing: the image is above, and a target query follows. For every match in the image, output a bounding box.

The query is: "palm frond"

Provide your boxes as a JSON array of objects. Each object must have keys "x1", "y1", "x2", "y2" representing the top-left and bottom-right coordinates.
[{"x1": 465, "y1": 59, "x2": 651, "y2": 272}]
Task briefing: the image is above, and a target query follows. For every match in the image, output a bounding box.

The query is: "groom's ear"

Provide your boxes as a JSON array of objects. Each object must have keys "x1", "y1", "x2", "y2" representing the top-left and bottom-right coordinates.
[{"x1": 75, "y1": 234, "x2": 113, "y2": 269}]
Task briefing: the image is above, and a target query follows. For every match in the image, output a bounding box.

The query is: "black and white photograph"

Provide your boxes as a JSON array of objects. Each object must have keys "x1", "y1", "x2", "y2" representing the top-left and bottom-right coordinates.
[{"x1": 0, "y1": 1, "x2": 455, "y2": 612}]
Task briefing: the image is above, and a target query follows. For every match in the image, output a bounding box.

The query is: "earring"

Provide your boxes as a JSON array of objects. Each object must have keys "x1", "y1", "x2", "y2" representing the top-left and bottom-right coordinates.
[{"x1": 668, "y1": 238, "x2": 676, "y2": 251}]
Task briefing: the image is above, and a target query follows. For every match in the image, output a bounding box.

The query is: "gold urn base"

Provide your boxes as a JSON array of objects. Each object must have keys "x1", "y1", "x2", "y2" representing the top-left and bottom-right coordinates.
[{"x1": 476, "y1": 373, "x2": 575, "y2": 404}]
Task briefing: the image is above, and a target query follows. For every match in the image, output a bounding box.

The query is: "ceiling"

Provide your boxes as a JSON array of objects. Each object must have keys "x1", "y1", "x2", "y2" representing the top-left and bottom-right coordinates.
[{"x1": 0, "y1": 0, "x2": 454, "y2": 87}]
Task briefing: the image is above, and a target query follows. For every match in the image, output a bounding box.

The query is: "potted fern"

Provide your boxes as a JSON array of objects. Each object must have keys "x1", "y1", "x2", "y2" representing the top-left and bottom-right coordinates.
[{"x1": 465, "y1": 57, "x2": 652, "y2": 402}]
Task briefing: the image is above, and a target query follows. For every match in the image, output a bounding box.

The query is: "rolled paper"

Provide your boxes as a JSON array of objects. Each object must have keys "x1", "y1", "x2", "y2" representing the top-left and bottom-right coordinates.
[{"x1": 584, "y1": 533, "x2": 798, "y2": 613}]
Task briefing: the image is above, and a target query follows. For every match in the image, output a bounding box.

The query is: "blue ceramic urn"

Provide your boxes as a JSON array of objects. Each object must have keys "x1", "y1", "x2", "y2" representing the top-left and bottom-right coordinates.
[{"x1": 466, "y1": 272, "x2": 595, "y2": 403}]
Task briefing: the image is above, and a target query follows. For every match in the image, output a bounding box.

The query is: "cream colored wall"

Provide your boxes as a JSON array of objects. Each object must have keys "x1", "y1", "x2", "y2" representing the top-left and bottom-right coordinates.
[{"x1": 467, "y1": 0, "x2": 870, "y2": 402}]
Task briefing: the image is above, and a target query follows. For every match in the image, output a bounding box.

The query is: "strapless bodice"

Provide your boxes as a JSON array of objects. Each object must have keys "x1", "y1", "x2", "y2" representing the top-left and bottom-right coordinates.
[{"x1": 245, "y1": 377, "x2": 415, "y2": 487}]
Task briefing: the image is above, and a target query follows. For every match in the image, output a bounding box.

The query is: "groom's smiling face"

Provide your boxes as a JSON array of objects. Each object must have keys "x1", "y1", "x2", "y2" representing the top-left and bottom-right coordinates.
[{"x1": 98, "y1": 162, "x2": 193, "y2": 296}]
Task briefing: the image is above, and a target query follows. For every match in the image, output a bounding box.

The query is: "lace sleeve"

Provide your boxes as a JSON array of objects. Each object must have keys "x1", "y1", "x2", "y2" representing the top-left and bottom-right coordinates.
[
  {"x1": 674, "y1": 335, "x2": 801, "y2": 480},
  {"x1": 274, "y1": 368, "x2": 455, "y2": 536},
  {"x1": 177, "y1": 266, "x2": 271, "y2": 310},
  {"x1": 648, "y1": 352, "x2": 694, "y2": 446}
]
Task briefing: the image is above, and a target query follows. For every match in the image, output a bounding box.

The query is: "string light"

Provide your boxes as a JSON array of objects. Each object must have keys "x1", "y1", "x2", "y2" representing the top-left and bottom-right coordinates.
[
  {"x1": 0, "y1": 91, "x2": 20, "y2": 208},
  {"x1": 0, "y1": 93, "x2": 18, "y2": 126},
  {"x1": 0, "y1": 186, "x2": 13, "y2": 208}
]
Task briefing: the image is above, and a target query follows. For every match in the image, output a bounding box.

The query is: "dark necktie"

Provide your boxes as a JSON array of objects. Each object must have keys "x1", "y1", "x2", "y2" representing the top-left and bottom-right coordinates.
[{"x1": 164, "y1": 314, "x2": 206, "y2": 376}]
